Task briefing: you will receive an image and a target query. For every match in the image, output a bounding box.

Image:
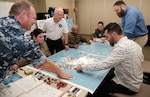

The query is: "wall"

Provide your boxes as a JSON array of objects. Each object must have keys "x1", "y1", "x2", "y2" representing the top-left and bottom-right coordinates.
[
  {"x1": 0, "y1": 1, "x2": 14, "y2": 17},
  {"x1": 0, "y1": 0, "x2": 15, "y2": 2},
  {"x1": 1, "y1": 0, "x2": 149, "y2": 35},
  {"x1": 75, "y1": 0, "x2": 150, "y2": 35},
  {"x1": 45, "y1": 0, "x2": 76, "y2": 23},
  {"x1": 0, "y1": 0, "x2": 45, "y2": 13},
  {"x1": 32, "y1": 0, "x2": 76, "y2": 24},
  {"x1": 0, "y1": 0, "x2": 76, "y2": 23},
  {"x1": 32, "y1": 0, "x2": 46, "y2": 13}
]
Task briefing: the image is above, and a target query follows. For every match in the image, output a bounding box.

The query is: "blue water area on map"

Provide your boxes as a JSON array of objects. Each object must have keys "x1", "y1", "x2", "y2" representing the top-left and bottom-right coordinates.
[
  {"x1": 1, "y1": 73, "x2": 22, "y2": 85},
  {"x1": 29, "y1": 42, "x2": 113, "y2": 93},
  {"x1": 47, "y1": 43, "x2": 113, "y2": 93}
]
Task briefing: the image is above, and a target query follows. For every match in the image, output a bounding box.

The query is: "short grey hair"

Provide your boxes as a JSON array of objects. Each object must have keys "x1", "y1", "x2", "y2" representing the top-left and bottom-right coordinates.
[
  {"x1": 9, "y1": 0, "x2": 34, "y2": 16},
  {"x1": 54, "y1": 7, "x2": 64, "y2": 14}
]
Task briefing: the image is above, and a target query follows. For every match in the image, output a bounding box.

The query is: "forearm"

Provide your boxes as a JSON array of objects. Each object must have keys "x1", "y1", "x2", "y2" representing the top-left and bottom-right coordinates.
[
  {"x1": 64, "y1": 33, "x2": 68, "y2": 44},
  {"x1": 38, "y1": 59, "x2": 64, "y2": 77}
]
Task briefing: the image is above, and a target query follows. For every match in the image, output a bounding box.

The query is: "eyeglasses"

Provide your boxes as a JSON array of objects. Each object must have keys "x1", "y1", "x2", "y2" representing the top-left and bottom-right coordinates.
[{"x1": 56, "y1": 13, "x2": 64, "y2": 17}]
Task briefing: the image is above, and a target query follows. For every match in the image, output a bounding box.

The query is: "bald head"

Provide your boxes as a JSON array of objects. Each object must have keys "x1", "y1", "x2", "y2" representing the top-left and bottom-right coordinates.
[
  {"x1": 54, "y1": 7, "x2": 64, "y2": 14},
  {"x1": 53, "y1": 7, "x2": 64, "y2": 23},
  {"x1": 71, "y1": 24, "x2": 79, "y2": 36},
  {"x1": 72, "y1": 24, "x2": 78, "y2": 29}
]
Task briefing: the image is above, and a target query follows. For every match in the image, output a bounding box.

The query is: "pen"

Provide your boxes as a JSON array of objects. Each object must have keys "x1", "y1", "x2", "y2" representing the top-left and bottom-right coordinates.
[{"x1": 72, "y1": 87, "x2": 77, "y2": 93}]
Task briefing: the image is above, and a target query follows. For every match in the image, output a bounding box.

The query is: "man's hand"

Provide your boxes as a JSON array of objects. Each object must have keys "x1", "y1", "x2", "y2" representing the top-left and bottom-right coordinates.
[
  {"x1": 65, "y1": 45, "x2": 70, "y2": 50},
  {"x1": 86, "y1": 41, "x2": 91, "y2": 45},
  {"x1": 58, "y1": 73, "x2": 72, "y2": 79},
  {"x1": 75, "y1": 65, "x2": 82, "y2": 72},
  {"x1": 12, "y1": 64, "x2": 18, "y2": 72},
  {"x1": 74, "y1": 44, "x2": 79, "y2": 49},
  {"x1": 93, "y1": 38, "x2": 97, "y2": 42}
]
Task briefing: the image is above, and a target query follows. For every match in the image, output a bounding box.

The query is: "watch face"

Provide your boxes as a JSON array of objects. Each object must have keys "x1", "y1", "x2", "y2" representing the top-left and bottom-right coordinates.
[{"x1": 59, "y1": 24, "x2": 62, "y2": 28}]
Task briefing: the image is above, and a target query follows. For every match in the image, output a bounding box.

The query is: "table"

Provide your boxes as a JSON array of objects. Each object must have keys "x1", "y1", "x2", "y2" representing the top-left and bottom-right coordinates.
[
  {"x1": 0, "y1": 42, "x2": 113, "y2": 97},
  {"x1": 46, "y1": 42, "x2": 113, "y2": 94},
  {"x1": 0, "y1": 66, "x2": 88, "y2": 97}
]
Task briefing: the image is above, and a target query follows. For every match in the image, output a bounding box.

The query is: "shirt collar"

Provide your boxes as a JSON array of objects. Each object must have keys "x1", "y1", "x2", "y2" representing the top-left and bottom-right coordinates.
[
  {"x1": 8, "y1": 15, "x2": 26, "y2": 35},
  {"x1": 117, "y1": 36, "x2": 128, "y2": 45}
]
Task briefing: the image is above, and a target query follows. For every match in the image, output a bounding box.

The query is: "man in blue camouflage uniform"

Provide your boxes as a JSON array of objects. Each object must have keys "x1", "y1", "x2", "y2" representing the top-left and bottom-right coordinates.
[{"x1": 0, "y1": 0, "x2": 72, "y2": 82}]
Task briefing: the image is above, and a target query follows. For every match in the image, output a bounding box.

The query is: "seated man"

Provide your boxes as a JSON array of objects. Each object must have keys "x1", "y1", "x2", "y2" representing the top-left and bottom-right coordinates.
[
  {"x1": 92, "y1": 21, "x2": 105, "y2": 42},
  {"x1": 75, "y1": 23, "x2": 143, "y2": 97},
  {"x1": 68, "y1": 24, "x2": 90, "y2": 49}
]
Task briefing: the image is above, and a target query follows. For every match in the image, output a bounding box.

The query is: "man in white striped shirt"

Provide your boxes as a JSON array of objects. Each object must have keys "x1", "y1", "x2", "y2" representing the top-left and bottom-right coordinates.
[{"x1": 75, "y1": 23, "x2": 143, "y2": 97}]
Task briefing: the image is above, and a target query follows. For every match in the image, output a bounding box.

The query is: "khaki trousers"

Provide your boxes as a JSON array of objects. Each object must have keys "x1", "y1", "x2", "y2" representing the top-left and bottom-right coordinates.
[{"x1": 130, "y1": 34, "x2": 148, "y2": 48}]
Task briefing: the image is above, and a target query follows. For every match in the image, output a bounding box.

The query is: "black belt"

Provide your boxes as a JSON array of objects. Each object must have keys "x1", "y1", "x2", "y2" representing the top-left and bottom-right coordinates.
[
  {"x1": 47, "y1": 38, "x2": 61, "y2": 41},
  {"x1": 139, "y1": 34, "x2": 147, "y2": 37}
]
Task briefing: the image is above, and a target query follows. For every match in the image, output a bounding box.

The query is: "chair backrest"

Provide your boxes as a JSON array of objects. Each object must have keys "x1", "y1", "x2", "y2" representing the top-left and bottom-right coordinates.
[
  {"x1": 146, "y1": 25, "x2": 150, "y2": 45},
  {"x1": 142, "y1": 61, "x2": 150, "y2": 73}
]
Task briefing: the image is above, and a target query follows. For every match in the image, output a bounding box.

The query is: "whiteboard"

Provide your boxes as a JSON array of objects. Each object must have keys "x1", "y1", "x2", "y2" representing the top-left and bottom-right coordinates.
[
  {"x1": 36, "y1": 19, "x2": 46, "y2": 30},
  {"x1": 0, "y1": 1, "x2": 14, "y2": 18}
]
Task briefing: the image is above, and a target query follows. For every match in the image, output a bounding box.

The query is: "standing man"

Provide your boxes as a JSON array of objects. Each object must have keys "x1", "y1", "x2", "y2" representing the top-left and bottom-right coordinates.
[
  {"x1": 43, "y1": 7, "x2": 70, "y2": 55},
  {"x1": 0, "y1": 0, "x2": 72, "y2": 83},
  {"x1": 113, "y1": 0, "x2": 148, "y2": 48},
  {"x1": 75, "y1": 23, "x2": 143, "y2": 97}
]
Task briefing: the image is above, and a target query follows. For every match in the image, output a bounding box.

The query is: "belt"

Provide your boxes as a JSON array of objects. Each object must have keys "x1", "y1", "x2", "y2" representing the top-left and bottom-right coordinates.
[
  {"x1": 139, "y1": 34, "x2": 147, "y2": 37},
  {"x1": 47, "y1": 38, "x2": 61, "y2": 41}
]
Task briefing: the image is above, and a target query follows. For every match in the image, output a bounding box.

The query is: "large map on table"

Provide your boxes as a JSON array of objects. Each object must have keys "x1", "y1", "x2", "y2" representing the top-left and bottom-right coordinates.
[{"x1": 46, "y1": 43, "x2": 113, "y2": 94}]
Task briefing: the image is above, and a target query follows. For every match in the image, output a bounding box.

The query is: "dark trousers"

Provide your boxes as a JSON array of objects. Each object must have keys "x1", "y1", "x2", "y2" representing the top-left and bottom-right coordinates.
[
  {"x1": 87, "y1": 68, "x2": 137, "y2": 97},
  {"x1": 92, "y1": 80, "x2": 137, "y2": 97},
  {"x1": 46, "y1": 38, "x2": 64, "y2": 55}
]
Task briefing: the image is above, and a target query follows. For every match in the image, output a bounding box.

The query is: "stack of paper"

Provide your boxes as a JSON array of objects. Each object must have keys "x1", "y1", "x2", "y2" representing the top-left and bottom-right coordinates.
[
  {"x1": 13, "y1": 75, "x2": 43, "y2": 93},
  {"x1": 0, "y1": 83, "x2": 24, "y2": 97},
  {"x1": 19, "y1": 83, "x2": 62, "y2": 97}
]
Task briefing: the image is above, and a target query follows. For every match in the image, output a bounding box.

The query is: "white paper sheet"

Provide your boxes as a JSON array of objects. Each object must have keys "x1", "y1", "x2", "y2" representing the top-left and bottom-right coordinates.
[
  {"x1": 13, "y1": 75, "x2": 43, "y2": 92},
  {"x1": 19, "y1": 83, "x2": 62, "y2": 97},
  {"x1": 0, "y1": 83, "x2": 24, "y2": 97}
]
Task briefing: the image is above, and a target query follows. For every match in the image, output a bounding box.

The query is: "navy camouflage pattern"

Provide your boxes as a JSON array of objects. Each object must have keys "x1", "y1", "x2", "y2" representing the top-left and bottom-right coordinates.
[{"x1": 0, "y1": 16, "x2": 46, "y2": 82}]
